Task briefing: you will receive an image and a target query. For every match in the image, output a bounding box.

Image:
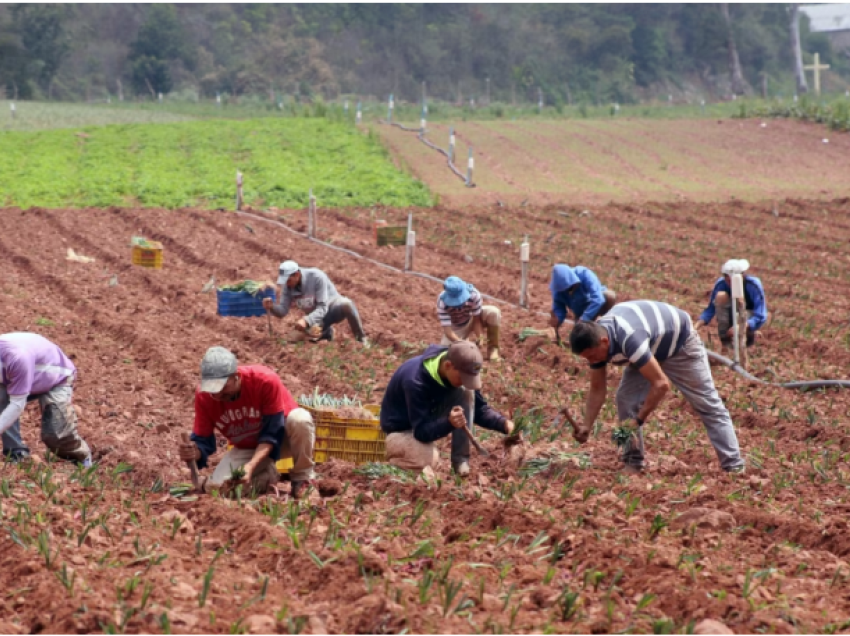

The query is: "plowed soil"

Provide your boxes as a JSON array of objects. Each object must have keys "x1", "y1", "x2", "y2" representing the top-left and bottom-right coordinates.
[
  {"x1": 378, "y1": 118, "x2": 850, "y2": 207},
  {"x1": 1, "y1": 198, "x2": 850, "y2": 634}
]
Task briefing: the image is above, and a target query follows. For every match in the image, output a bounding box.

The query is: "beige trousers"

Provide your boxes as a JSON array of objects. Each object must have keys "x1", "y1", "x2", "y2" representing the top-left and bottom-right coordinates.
[
  {"x1": 209, "y1": 407, "x2": 316, "y2": 493},
  {"x1": 441, "y1": 305, "x2": 501, "y2": 343},
  {"x1": 385, "y1": 431, "x2": 440, "y2": 471}
]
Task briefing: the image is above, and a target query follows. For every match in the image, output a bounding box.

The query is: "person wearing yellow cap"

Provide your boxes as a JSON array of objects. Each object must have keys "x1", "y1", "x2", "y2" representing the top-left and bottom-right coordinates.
[{"x1": 694, "y1": 259, "x2": 768, "y2": 353}]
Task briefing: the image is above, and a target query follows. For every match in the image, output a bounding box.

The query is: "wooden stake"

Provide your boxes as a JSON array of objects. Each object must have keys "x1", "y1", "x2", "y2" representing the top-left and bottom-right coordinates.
[{"x1": 235, "y1": 171, "x2": 243, "y2": 211}]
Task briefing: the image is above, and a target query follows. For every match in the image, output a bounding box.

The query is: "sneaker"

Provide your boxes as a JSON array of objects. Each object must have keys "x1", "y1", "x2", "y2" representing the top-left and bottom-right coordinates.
[
  {"x1": 290, "y1": 480, "x2": 312, "y2": 499},
  {"x1": 358, "y1": 337, "x2": 371, "y2": 349},
  {"x1": 621, "y1": 464, "x2": 645, "y2": 475},
  {"x1": 452, "y1": 461, "x2": 470, "y2": 478},
  {"x1": 726, "y1": 465, "x2": 746, "y2": 475}
]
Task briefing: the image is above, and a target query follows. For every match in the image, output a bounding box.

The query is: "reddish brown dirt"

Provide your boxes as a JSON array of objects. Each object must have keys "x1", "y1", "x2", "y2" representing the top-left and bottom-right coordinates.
[
  {"x1": 377, "y1": 118, "x2": 850, "y2": 207},
  {"x1": 1, "y1": 200, "x2": 850, "y2": 633}
]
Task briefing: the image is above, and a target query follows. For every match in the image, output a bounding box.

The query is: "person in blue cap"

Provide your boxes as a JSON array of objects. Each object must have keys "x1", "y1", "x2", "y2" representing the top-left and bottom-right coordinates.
[
  {"x1": 549, "y1": 264, "x2": 617, "y2": 330},
  {"x1": 694, "y1": 259, "x2": 768, "y2": 356},
  {"x1": 437, "y1": 276, "x2": 502, "y2": 361}
]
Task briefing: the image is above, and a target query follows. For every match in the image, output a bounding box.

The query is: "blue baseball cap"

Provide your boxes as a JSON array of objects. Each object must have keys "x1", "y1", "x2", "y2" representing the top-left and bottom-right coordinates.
[{"x1": 442, "y1": 276, "x2": 471, "y2": 307}]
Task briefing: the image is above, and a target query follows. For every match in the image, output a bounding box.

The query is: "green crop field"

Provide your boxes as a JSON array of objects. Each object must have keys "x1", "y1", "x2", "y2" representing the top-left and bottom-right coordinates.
[{"x1": 0, "y1": 117, "x2": 432, "y2": 209}]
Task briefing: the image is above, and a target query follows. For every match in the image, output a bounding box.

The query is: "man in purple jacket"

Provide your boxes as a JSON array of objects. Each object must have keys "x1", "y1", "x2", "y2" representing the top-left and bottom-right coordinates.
[
  {"x1": 0, "y1": 332, "x2": 91, "y2": 464},
  {"x1": 380, "y1": 341, "x2": 514, "y2": 476}
]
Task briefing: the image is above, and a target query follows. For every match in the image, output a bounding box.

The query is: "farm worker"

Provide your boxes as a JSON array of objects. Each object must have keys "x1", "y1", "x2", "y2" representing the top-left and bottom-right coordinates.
[
  {"x1": 568, "y1": 300, "x2": 745, "y2": 473},
  {"x1": 438, "y1": 276, "x2": 502, "y2": 362},
  {"x1": 177, "y1": 346, "x2": 316, "y2": 498},
  {"x1": 0, "y1": 332, "x2": 91, "y2": 465},
  {"x1": 549, "y1": 264, "x2": 617, "y2": 329},
  {"x1": 263, "y1": 260, "x2": 369, "y2": 347},
  {"x1": 694, "y1": 259, "x2": 768, "y2": 350},
  {"x1": 380, "y1": 340, "x2": 515, "y2": 477}
]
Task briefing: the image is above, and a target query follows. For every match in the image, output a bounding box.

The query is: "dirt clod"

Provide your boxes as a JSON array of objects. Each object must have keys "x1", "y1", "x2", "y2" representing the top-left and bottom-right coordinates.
[
  {"x1": 693, "y1": 619, "x2": 734, "y2": 634},
  {"x1": 317, "y1": 478, "x2": 343, "y2": 498}
]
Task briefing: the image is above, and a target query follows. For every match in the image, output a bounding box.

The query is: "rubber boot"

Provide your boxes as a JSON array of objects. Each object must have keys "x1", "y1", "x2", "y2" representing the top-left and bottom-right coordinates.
[{"x1": 486, "y1": 324, "x2": 501, "y2": 362}]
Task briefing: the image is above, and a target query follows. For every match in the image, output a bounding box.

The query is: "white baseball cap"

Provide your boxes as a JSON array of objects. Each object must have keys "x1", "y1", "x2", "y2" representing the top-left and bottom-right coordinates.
[{"x1": 277, "y1": 260, "x2": 299, "y2": 285}]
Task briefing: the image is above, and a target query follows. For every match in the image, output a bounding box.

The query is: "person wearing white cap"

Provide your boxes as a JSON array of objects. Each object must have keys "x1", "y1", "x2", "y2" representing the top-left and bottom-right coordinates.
[
  {"x1": 694, "y1": 259, "x2": 768, "y2": 353},
  {"x1": 438, "y1": 276, "x2": 502, "y2": 361},
  {"x1": 176, "y1": 346, "x2": 316, "y2": 499},
  {"x1": 262, "y1": 260, "x2": 368, "y2": 346}
]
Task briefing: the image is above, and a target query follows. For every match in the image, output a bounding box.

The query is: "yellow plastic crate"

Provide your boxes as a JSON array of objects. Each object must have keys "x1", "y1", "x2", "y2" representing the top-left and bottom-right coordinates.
[{"x1": 131, "y1": 242, "x2": 164, "y2": 269}]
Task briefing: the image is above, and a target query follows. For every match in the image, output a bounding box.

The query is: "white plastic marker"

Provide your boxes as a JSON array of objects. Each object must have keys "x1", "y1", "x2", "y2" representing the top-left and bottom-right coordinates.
[
  {"x1": 823, "y1": 138, "x2": 830, "y2": 144},
  {"x1": 308, "y1": 188, "x2": 317, "y2": 238},
  {"x1": 387, "y1": 93, "x2": 394, "y2": 123},
  {"x1": 356, "y1": 102, "x2": 362, "y2": 125},
  {"x1": 420, "y1": 105, "x2": 426, "y2": 132},
  {"x1": 216, "y1": 93, "x2": 221, "y2": 107},
  {"x1": 520, "y1": 238, "x2": 530, "y2": 308},
  {"x1": 405, "y1": 231, "x2": 416, "y2": 272},
  {"x1": 466, "y1": 146, "x2": 474, "y2": 186},
  {"x1": 449, "y1": 127, "x2": 456, "y2": 164},
  {"x1": 731, "y1": 273, "x2": 744, "y2": 365},
  {"x1": 235, "y1": 171, "x2": 244, "y2": 211},
  {"x1": 158, "y1": 92, "x2": 163, "y2": 103},
  {"x1": 10, "y1": 102, "x2": 15, "y2": 119},
  {"x1": 344, "y1": 100, "x2": 349, "y2": 114}
]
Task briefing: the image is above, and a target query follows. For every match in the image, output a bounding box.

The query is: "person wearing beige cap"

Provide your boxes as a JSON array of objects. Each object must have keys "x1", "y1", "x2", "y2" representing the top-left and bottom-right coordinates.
[
  {"x1": 379, "y1": 341, "x2": 515, "y2": 476},
  {"x1": 176, "y1": 346, "x2": 316, "y2": 498},
  {"x1": 262, "y1": 260, "x2": 368, "y2": 346}
]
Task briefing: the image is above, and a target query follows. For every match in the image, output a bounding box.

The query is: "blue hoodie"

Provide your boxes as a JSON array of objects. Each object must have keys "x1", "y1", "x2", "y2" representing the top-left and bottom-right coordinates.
[
  {"x1": 380, "y1": 345, "x2": 507, "y2": 443},
  {"x1": 699, "y1": 276, "x2": 767, "y2": 332},
  {"x1": 550, "y1": 265, "x2": 608, "y2": 324}
]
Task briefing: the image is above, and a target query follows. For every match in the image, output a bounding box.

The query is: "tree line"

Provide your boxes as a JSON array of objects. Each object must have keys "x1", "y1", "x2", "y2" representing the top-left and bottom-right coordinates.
[{"x1": 0, "y1": 3, "x2": 843, "y2": 105}]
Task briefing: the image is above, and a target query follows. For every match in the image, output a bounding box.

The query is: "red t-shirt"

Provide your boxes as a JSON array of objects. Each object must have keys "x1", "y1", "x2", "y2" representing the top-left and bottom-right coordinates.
[{"x1": 193, "y1": 365, "x2": 298, "y2": 449}]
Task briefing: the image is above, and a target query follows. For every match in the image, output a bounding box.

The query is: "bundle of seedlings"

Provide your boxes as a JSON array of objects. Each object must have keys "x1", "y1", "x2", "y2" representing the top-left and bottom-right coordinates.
[
  {"x1": 217, "y1": 280, "x2": 275, "y2": 296},
  {"x1": 517, "y1": 327, "x2": 557, "y2": 342},
  {"x1": 298, "y1": 390, "x2": 377, "y2": 420}
]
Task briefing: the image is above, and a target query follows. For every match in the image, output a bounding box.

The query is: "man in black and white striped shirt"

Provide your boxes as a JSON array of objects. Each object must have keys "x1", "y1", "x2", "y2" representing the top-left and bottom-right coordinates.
[
  {"x1": 437, "y1": 276, "x2": 502, "y2": 361},
  {"x1": 569, "y1": 300, "x2": 745, "y2": 473}
]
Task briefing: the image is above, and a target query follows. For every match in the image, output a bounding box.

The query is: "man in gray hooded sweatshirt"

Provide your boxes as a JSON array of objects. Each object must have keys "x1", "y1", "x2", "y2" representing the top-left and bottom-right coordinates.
[{"x1": 263, "y1": 261, "x2": 368, "y2": 346}]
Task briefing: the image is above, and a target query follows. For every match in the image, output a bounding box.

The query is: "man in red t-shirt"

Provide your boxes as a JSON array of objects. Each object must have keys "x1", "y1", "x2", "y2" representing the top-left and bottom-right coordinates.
[{"x1": 177, "y1": 347, "x2": 316, "y2": 498}]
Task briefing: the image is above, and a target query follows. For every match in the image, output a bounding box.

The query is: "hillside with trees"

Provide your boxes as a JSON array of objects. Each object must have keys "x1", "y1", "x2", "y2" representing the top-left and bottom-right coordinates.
[{"x1": 0, "y1": 3, "x2": 845, "y2": 105}]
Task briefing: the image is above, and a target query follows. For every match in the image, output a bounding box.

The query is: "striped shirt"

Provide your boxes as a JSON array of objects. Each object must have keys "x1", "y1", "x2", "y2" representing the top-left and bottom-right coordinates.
[
  {"x1": 591, "y1": 301, "x2": 692, "y2": 369},
  {"x1": 437, "y1": 287, "x2": 483, "y2": 327}
]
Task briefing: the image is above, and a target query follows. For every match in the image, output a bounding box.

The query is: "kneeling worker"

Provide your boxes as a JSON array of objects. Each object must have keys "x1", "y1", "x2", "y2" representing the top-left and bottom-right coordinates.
[
  {"x1": 177, "y1": 346, "x2": 316, "y2": 498},
  {"x1": 263, "y1": 260, "x2": 368, "y2": 346},
  {"x1": 438, "y1": 276, "x2": 501, "y2": 361},
  {"x1": 380, "y1": 341, "x2": 514, "y2": 476},
  {"x1": 694, "y1": 259, "x2": 767, "y2": 352},
  {"x1": 0, "y1": 332, "x2": 91, "y2": 464},
  {"x1": 549, "y1": 263, "x2": 616, "y2": 330}
]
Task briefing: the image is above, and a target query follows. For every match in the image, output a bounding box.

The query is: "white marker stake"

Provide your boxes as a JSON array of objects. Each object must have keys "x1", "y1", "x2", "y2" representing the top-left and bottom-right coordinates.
[
  {"x1": 520, "y1": 239, "x2": 530, "y2": 308},
  {"x1": 235, "y1": 171, "x2": 243, "y2": 211},
  {"x1": 158, "y1": 92, "x2": 163, "y2": 103},
  {"x1": 405, "y1": 231, "x2": 416, "y2": 272},
  {"x1": 731, "y1": 273, "x2": 744, "y2": 365},
  {"x1": 10, "y1": 102, "x2": 15, "y2": 119},
  {"x1": 466, "y1": 147, "x2": 474, "y2": 186},
  {"x1": 449, "y1": 128, "x2": 456, "y2": 164},
  {"x1": 217, "y1": 93, "x2": 221, "y2": 108}
]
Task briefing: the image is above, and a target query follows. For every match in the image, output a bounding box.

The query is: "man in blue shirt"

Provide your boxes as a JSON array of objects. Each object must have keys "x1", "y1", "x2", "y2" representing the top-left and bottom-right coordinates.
[
  {"x1": 549, "y1": 264, "x2": 617, "y2": 329},
  {"x1": 694, "y1": 259, "x2": 768, "y2": 352}
]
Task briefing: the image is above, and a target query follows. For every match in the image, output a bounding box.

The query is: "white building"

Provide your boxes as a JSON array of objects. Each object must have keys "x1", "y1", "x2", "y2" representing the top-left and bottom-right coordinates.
[{"x1": 800, "y1": 4, "x2": 850, "y2": 49}]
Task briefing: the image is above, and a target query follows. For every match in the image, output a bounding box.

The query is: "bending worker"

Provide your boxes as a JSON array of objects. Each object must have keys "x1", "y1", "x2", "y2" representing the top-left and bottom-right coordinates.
[
  {"x1": 438, "y1": 276, "x2": 501, "y2": 362},
  {"x1": 263, "y1": 260, "x2": 368, "y2": 346},
  {"x1": 0, "y1": 332, "x2": 91, "y2": 465},
  {"x1": 177, "y1": 346, "x2": 316, "y2": 498},
  {"x1": 380, "y1": 341, "x2": 514, "y2": 477},
  {"x1": 549, "y1": 263, "x2": 616, "y2": 329},
  {"x1": 694, "y1": 259, "x2": 767, "y2": 351},
  {"x1": 568, "y1": 300, "x2": 745, "y2": 473}
]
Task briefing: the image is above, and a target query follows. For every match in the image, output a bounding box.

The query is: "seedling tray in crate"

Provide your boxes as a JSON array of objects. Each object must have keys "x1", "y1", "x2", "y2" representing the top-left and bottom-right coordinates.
[
  {"x1": 216, "y1": 288, "x2": 275, "y2": 317},
  {"x1": 277, "y1": 403, "x2": 384, "y2": 473}
]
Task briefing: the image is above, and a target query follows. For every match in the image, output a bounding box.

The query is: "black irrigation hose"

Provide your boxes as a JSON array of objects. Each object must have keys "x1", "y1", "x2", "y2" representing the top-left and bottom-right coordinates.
[{"x1": 706, "y1": 350, "x2": 850, "y2": 391}]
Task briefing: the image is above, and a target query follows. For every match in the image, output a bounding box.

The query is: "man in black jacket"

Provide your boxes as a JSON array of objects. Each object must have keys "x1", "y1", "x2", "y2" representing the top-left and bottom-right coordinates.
[{"x1": 380, "y1": 341, "x2": 514, "y2": 476}]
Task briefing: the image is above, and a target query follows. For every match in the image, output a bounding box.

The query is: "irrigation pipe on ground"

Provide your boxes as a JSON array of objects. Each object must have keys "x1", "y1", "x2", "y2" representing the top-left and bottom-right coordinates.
[
  {"x1": 384, "y1": 121, "x2": 471, "y2": 185},
  {"x1": 706, "y1": 350, "x2": 850, "y2": 390}
]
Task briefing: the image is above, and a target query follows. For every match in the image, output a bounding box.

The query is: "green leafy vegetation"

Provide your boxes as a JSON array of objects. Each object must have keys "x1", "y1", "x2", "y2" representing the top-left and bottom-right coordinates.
[{"x1": 0, "y1": 118, "x2": 432, "y2": 209}]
